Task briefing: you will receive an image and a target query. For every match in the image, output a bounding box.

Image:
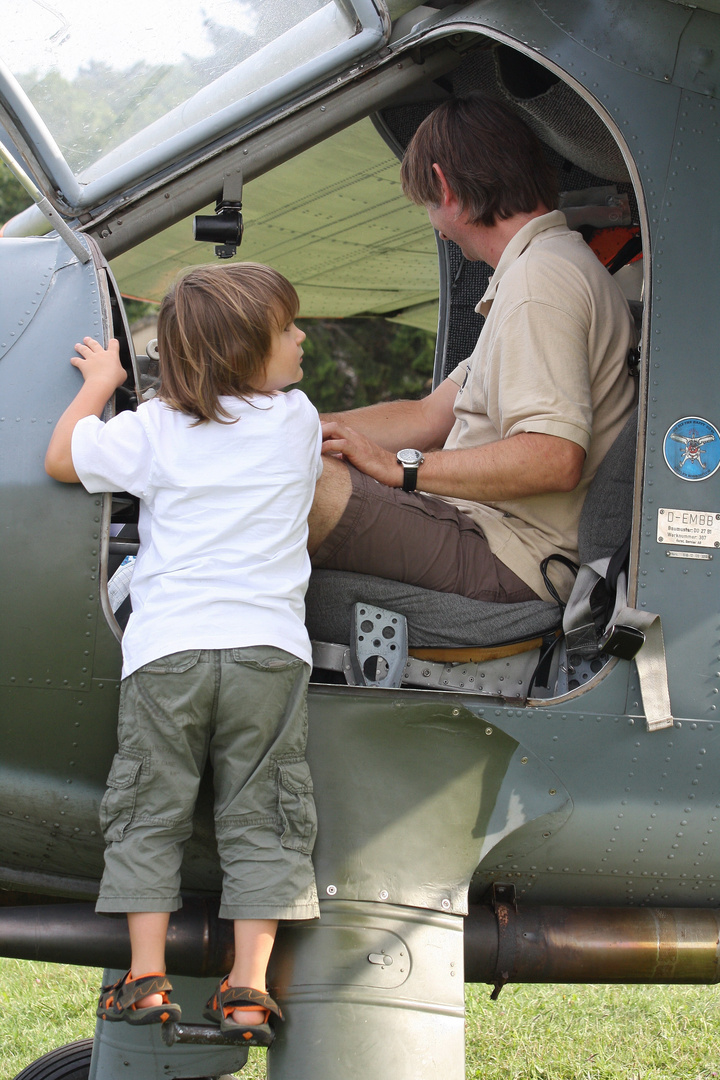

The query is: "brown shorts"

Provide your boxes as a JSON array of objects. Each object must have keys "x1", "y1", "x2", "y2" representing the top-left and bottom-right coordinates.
[{"x1": 312, "y1": 465, "x2": 540, "y2": 604}]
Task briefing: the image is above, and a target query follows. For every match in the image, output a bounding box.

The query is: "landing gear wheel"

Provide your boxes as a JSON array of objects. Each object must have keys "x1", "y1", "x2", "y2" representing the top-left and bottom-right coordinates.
[{"x1": 12, "y1": 1039, "x2": 93, "y2": 1080}]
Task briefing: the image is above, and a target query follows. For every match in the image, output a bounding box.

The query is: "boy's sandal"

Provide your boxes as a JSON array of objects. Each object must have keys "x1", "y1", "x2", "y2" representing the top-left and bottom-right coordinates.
[
  {"x1": 97, "y1": 970, "x2": 182, "y2": 1026},
  {"x1": 203, "y1": 977, "x2": 283, "y2": 1044}
]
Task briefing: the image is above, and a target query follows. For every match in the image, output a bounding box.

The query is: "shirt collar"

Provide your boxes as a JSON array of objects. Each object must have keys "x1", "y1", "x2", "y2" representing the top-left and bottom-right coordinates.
[{"x1": 476, "y1": 210, "x2": 568, "y2": 317}]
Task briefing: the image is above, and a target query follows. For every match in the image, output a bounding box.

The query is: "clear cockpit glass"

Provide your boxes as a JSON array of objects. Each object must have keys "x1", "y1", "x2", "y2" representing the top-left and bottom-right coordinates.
[{"x1": 1, "y1": 1, "x2": 381, "y2": 213}]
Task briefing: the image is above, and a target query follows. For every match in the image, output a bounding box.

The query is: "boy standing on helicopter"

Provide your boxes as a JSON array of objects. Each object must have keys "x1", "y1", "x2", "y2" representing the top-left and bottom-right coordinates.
[{"x1": 45, "y1": 262, "x2": 321, "y2": 1045}]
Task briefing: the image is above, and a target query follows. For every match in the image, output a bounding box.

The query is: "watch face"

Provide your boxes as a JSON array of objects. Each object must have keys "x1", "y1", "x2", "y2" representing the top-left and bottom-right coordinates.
[{"x1": 397, "y1": 448, "x2": 423, "y2": 466}]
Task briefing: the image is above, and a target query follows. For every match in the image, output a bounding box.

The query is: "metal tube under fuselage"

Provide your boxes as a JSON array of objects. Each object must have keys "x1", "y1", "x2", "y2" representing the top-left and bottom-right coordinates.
[
  {"x1": 1, "y1": 900, "x2": 719, "y2": 986},
  {"x1": 464, "y1": 904, "x2": 720, "y2": 985}
]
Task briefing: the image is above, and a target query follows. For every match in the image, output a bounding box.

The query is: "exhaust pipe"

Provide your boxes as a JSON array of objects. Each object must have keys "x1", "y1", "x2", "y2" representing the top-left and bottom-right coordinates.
[
  {"x1": 464, "y1": 902, "x2": 720, "y2": 988},
  {"x1": 2, "y1": 898, "x2": 719, "y2": 987},
  {"x1": 0, "y1": 898, "x2": 233, "y2": 977}
]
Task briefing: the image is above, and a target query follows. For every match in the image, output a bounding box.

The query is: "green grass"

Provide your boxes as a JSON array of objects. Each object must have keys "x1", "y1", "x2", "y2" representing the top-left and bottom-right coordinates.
[
  {"x1": 0, "y1": 961, "x2": 99, "y2": 1079},
  {"x1": 465, "y1": 983, "x2": 720, "y2": 1080},
  {"x1": 1, "y1": 961, "x2": 720, "y2": 1079}
]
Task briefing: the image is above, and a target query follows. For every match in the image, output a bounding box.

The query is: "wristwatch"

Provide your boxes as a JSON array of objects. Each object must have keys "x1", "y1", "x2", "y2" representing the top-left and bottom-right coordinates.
[{"x1": 396, "y1": 448, "x2": 425, "y2": 492}]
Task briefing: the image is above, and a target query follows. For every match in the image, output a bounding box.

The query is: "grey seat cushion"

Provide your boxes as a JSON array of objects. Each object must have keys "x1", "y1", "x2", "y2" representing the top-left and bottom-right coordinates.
[{"x1": 305, "y1": 570, "x2": 559, "y2": 649}]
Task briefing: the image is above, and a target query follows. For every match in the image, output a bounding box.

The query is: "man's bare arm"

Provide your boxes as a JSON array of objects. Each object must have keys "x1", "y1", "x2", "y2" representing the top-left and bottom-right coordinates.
[
  {"x1": 419, "y1": 432, "x2": 586, "y2": 500},
  {"x1": 320, "y1": 376, "x2": 458, "y2": 452},
  {"x1": 320, "y1": 424, "x2": 586, "y2": 502}
]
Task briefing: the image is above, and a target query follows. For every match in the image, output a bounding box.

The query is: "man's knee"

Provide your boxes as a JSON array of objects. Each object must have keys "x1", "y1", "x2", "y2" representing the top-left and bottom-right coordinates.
[{"x1": 308, "y1": 456, "x2": 352, "y2": 556}]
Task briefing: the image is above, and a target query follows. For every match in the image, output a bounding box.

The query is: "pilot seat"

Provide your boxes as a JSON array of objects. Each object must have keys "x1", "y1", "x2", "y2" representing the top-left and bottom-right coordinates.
[{"x1": 306, "y1": 408, "x2": 638, "y2": 701}]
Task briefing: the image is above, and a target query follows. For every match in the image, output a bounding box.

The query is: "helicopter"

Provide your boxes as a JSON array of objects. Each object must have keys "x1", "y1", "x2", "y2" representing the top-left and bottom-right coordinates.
[{"x1": 2, "y1": 0, "x2": 720, "y2": 1077}]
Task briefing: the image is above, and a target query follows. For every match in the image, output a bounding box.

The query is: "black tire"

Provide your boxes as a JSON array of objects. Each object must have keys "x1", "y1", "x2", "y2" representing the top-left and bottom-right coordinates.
[{"x1": 12, "y1": 1039, "x2": 93, "y2": 1080}]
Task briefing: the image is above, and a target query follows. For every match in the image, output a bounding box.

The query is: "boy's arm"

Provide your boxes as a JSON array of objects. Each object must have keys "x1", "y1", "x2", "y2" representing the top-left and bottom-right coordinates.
[{"x1": 45, "y1": 337, "x2": 127, "y2": 483}]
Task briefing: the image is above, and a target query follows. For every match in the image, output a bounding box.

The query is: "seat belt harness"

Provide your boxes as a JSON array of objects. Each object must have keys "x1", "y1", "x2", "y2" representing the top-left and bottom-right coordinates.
[{"x1": 563, "y1": 558, "x2": 674, "y2": 732}]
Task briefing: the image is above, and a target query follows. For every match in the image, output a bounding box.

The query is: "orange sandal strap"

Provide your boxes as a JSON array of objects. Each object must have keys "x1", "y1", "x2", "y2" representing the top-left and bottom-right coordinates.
[
  {"x1": 202, "y1": 978, "x2": 281, "y2": 1045},
  {"x1": 97, "y1": 970, "x2": 181, "y2": 1025}
]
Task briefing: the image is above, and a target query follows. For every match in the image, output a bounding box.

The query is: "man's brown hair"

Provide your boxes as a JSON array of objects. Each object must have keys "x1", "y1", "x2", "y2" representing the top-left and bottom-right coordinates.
[
  {"x1": 157, "y1": 262, "x2": 299, "y2": 423},
  {"x1": 400, "y1": 93, "x2": 558, "y2": 227}
]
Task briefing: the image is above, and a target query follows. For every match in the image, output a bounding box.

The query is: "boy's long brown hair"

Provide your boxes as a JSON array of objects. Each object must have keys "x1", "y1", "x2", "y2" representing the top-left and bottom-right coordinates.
[
  {"x1": 157, "y1": 262, "x2": 299, "y2": 423},
  {"x1": 401, "y1": 93, "x2": 558, "y2": 227}
]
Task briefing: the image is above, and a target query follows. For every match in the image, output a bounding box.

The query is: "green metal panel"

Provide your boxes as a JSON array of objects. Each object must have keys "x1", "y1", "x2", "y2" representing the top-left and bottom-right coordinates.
[
  {"x1": 305, "y1": 686, "x2": 519, "y2": 914},
  {"x1": 629, "y1": 88, "x2": 720, "y2": 724},
  {"x1": 534, "y1": 0, "x2": 693, "y2": 82},
  {"x1": 0, "y1": 235, "x2": 118, "y2": 893},
  {"x1": 0, "y1": 237, "x2": 105, "y2": 691},
  {"x1": 468, "y1": 694, "x2": 720, "y2": 909}
]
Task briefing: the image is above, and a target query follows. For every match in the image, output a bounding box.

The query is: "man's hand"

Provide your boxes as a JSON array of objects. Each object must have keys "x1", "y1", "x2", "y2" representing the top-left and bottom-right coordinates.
[
  {"x1": 321, "y1": 420, "x2": 404, "y2": 487},
  {"x1": 72, "y1": 337, "x2": 126, "y2": 393}
]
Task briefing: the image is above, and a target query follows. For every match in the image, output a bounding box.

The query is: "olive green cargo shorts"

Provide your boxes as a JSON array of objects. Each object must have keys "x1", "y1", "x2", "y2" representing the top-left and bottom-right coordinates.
[{"x1": 96, "y1": 646, "x2": 319, "y2": 921}]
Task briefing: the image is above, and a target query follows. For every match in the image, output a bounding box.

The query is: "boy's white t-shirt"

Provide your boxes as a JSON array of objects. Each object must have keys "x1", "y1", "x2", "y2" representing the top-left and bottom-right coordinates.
[{"x1": 72, "y1": 390, "x2": 322, "y2": 677}]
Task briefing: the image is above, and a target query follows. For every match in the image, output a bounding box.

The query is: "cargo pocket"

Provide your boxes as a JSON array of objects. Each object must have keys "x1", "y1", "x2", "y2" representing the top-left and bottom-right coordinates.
[
  {"x1": 277, "y1": 759, "x2": 317, "y2": 855},
  {"x1": 98, "y1": 749, "x2": 145, "y2": 843}
]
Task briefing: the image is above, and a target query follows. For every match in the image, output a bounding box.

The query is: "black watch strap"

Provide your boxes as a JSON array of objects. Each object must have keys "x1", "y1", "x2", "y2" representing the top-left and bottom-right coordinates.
[{"x1": 402, "y1": 465, "x2": 419, "y2": 492}]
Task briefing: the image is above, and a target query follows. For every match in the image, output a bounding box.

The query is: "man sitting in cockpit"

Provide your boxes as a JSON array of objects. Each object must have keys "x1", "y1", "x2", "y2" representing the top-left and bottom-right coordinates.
[{"x1": 308, "y1": 93, "x2": 636, "y2": 607}]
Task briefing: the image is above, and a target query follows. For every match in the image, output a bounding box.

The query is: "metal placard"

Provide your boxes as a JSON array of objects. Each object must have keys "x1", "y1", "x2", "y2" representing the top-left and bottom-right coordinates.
[{"x1": 657, "y1": 507, "x2": 720, "y2": 548}]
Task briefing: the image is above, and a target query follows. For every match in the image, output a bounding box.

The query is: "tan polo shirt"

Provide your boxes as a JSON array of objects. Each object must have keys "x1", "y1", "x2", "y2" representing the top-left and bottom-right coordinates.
[{"x1": 441, "y1": 210, "x2": 637, "y2": 601}]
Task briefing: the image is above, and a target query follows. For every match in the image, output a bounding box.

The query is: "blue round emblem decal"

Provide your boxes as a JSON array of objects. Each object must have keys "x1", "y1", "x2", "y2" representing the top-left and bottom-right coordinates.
[{"x1": 663, "y1": 416, "x2": 720, "y2": 482}]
